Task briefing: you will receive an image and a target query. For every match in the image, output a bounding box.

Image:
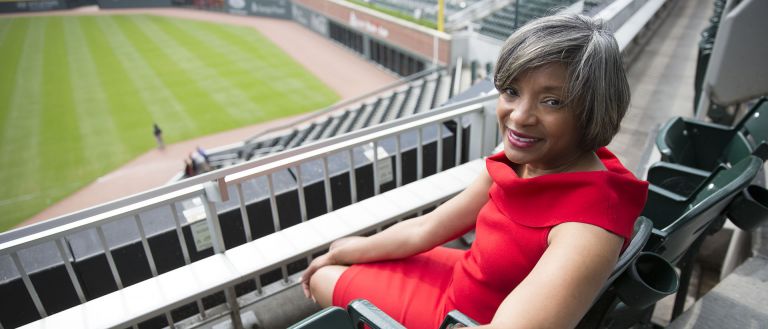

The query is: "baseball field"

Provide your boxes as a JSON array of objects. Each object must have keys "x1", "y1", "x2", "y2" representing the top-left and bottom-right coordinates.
[{"x1": 0, "y1": 14, "x2": 339, "y2": 232}]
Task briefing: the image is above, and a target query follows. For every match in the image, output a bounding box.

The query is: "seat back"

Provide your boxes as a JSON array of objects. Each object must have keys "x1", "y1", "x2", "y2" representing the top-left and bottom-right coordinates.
[
  {"x1": 657, "y1": 117, "x2": 697, "y2": 165},
  {"x1": 656, "y1": 117, "x2": 735, "y2": 171},
  {"x1": 720, "y1": 132, "x2": 753, "y2": 165},
  {"x1": 650, "y1": 155, "x2": 762, "y2": 264}
]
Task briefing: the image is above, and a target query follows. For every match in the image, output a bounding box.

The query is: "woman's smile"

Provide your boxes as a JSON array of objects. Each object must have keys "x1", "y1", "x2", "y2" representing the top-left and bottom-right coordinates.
[{"x1": 506, "y1": 129, "x2": 542, "y2": 149}]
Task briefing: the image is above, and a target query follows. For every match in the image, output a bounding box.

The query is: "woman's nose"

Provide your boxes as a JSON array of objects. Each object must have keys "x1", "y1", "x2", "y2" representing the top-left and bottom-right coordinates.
[{"x1": 509, "y1": 99, "x2": 537, "y2": 126}]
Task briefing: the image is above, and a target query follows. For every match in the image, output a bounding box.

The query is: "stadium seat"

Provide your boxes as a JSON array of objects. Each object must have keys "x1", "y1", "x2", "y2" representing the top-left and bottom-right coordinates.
[
  {"x1": 288, "y1": 299, "x2": 406, "y2": 329},
  {"x1": 641, "y1": 155, "x2": 763, "y2": 321},
  {"x1": 647, "y1": 131, "x2": 752, "y2": 196},
  {"x1": 655, "y1": 97, "x2": 767, "y2": 172}
]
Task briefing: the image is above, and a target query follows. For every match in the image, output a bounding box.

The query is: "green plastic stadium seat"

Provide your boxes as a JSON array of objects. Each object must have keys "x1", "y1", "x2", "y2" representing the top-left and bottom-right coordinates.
[
  {"x1": 288, "y1": 299, "x2": 405, "y2": 329},
  {"x1": 640, "y1": 155, "x2": 763, "y2": 322},
  {"x1": 656, "y1": 97, "x2": 767, "y2": 171},
  {"x1": 288, "y1": 307, "x2": 355, "y2": 329},
  {"x1": 647, "y1": 131, "x2": 753, "y2": 195},
  {"x1": 643, "y1": 156, "x2": 762, "y2": 263}
]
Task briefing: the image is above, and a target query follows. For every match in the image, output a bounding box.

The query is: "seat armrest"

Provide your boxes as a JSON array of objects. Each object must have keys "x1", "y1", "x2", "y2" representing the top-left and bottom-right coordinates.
[
  {"x1": 347, "y1": 299, "x2": 406, "y2": 329},
  {"x1": 753, "y1": 142, "x2": 768, "y2": 161},
  {"x1": 647, "y1": 162, "x2": 710, "y2": 197},
  {"x1": 439, "y1": 310, "x2": 480, "y2": 328}
]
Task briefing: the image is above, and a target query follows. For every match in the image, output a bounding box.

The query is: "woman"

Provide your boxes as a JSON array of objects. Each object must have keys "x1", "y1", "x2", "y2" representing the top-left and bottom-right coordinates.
[{"x1": 301, "y1": 14, "x2": 648, "y2": 329}]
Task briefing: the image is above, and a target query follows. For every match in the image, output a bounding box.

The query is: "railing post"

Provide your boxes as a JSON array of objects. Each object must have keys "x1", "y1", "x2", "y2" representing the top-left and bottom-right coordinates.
[
  {"x1": 468, "y1": 112, "x2": 485, "y2": 160},
  {"x1": 201, "y1": 191, "x2": 225, "y2": 254},
  {"x1": 481, "y1": 98, "x2": 500, "y2": 155},
  {"x1": 225, "y1": 287, "x2": 244, "y2": 329}
]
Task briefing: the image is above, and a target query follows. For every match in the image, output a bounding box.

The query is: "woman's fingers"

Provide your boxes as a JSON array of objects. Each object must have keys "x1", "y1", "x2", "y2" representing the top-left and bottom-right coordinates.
[{"x1": 300, "y1": 254, "x2": 329, "y2": 300}]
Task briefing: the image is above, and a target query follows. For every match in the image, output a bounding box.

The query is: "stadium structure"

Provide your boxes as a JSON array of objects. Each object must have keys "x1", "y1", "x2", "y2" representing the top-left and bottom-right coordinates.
[{"x1": 1, "y1": 0, "x2": 767, "y2": 328}]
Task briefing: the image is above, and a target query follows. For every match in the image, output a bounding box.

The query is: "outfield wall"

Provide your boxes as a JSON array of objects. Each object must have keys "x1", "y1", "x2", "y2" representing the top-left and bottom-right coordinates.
[
  {"x1": 224, "y1": 0, "x2": 291, "y2": 18},
  {"x1": 0, "y1": 0, "x2": 94, "y2": 13},
  {"x1": 97, "y1": 0, "x2": 170, "y2": 9}
]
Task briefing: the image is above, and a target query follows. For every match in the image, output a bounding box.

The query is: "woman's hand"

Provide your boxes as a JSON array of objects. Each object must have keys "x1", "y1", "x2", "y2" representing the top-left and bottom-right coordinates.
[
  {"x1": 300, "y1": 236, "x2": 363, "y2": 300},
  {"x1": 301, "y1": 252, "x2": 336, "y2": 300}
]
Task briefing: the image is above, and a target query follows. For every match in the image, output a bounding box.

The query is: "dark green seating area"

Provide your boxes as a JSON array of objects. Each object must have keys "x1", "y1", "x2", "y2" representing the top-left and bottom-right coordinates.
[
  {"x1": 475, "y1": 0, "x2": 579, "y2": 40},
  {"x1": 651, "y1": 97, "x2": 767, "y2": 195}
]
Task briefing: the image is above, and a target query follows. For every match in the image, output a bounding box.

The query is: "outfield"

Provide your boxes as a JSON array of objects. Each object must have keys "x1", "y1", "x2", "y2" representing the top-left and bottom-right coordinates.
[{"x1": 0, "y1": 14, "x2": 339, "y2": 232}]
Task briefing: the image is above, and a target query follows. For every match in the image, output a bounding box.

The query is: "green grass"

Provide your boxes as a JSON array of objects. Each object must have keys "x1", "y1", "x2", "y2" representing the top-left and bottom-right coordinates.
[{"x1": 0, "y1": 15, "x2": 339, "y2": 232}]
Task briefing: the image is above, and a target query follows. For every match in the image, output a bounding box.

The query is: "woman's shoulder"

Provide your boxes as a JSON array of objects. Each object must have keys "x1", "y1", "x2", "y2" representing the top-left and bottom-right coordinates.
[{"x1": 485, "y1": 148, "x2": 648, "y2": 239}]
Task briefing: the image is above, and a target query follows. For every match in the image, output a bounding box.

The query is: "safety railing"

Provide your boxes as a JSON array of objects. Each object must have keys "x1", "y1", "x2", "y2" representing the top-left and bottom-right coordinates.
[{"x1": 0, "y1": 93, "x2": 499, "y2": 329}]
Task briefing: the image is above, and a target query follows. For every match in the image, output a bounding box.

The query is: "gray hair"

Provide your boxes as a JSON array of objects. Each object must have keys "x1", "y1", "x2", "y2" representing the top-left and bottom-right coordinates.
[{"x1": 493, "y1": 14, "x2": 630, "y2": 151}]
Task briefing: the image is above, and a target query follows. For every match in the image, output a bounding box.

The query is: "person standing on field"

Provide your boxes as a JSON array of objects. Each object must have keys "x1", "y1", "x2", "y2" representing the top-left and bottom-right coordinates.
[{"x1": 153, "y1": 123, "x2": 164, "y2": 150}]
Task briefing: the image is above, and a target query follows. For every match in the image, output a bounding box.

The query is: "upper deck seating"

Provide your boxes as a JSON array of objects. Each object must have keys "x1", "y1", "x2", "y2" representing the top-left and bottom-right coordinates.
[
  {"x1": 475, "y1": 0, "x2": 578, "y2": 40},
  {"x1": 238, "y1": 70, "x2": 457, "y2": 166}
]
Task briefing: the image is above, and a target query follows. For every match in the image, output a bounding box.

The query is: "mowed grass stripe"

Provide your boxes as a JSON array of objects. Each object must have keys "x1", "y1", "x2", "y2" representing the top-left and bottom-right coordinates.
[
  {"x1": 214, "y1": 24, "x2": 338, "y2": 113},
  {"x1": 0, "y1": 18, "x2": 13, "y2": 46},
  {"x1": 65, "y1": 17, "x2": 130, "y2": 169},
  {"x1": 0, "y1": 18, "x2": 45, "y2": 222},
  {"x1": 166, "y1": 19, "x2": 283, "y2": 90},
  {"x1": 38, "y1": 17, "x2": 87, "y2": 203},
  {"x1": 161, "y1": 18, "x2": 276, "y2": 117},
  {"x1": 97, "y1": 16, "x2": 197, "y2": 139},
  {"x1": 80, "y1": 16, "x2": 161, "y2": 157},
  {"x1": 165, "y1": 19, "x2": 308, "y2": 113},
  {"x1": 119, "y1": 16, "x2": 233, "y2": 140},
  {"x1": 0, "y1": 18, "x2": 26, "y2": 129},
  {"x1": 135, "y1": 15, "x2": 260, "y2": 122}
]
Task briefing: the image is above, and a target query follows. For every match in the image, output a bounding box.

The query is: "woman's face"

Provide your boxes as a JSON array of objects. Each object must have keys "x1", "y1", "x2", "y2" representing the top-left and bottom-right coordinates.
[{"x1": 496, "y1": 63, "x2": 585, "y2": 174}]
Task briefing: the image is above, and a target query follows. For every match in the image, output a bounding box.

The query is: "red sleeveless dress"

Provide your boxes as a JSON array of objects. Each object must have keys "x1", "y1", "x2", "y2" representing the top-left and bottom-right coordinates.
[{"x1": 332, "y1": 148, "x2": 648, "y2": 328}]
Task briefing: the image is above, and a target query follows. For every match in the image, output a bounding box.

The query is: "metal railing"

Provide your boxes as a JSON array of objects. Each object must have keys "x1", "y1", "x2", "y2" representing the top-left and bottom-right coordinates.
[{"x1": 0, "y1": 93, "x2": 499, "y2": 329}]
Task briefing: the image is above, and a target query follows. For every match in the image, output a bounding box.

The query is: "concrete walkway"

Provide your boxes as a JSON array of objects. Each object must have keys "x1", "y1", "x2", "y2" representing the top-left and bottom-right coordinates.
[{"x1": 608, "y1": 0, "x2": 711, "y2": 174}]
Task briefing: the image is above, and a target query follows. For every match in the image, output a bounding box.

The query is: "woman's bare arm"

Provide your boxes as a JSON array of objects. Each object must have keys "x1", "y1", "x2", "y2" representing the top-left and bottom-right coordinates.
[
  {"x1": 477, "y1": 222, "x2": 624, "y2": 329},
  {"x1": 301, "y1": 169, "x2": 492, "y2": 298},
  {"x1": 330, "y1": 169, "x2": 492, "y2": 264}
]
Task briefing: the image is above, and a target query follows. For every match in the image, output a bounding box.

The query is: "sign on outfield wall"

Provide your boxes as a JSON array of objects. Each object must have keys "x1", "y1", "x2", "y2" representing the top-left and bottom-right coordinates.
[
  {"x1": 291, "y1": 0, "x2": 450, "y2": 65},
  {"x1": 97, "y1": 0, "x2": 170, "y2": 9},
  {"x1": 293, "y1": 3, "x2": 329, "y2": 36},
  {"x1": 227, "y1": 0, "x2": 291, "y2": 19},
  {"x1": 0, "y1": 0, "x2": 66, "y2": 13}
]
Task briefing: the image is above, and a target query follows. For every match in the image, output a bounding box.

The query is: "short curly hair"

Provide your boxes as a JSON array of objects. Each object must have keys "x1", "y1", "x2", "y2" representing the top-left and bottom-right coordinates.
[{"x1": 493, "y1": 14, "x2": 630, "y2": 151}]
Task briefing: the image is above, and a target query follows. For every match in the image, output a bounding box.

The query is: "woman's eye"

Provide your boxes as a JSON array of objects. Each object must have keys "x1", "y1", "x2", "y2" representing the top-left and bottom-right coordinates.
[
  {"x1": 543, "y1": 98, "x2": 562, "y2": 107},
  {"x1": 503, "y1": 88, "x2": 519, "y2": 97}
]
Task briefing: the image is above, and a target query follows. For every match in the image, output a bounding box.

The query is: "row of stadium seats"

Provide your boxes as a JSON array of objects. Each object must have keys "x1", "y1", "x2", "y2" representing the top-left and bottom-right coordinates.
[
  {"x1": 191, "y1": 67, "x2": 468, "y2": 178},
  {"x1": 475, "y1": 0, "x2": 578, "y2": 40}
]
